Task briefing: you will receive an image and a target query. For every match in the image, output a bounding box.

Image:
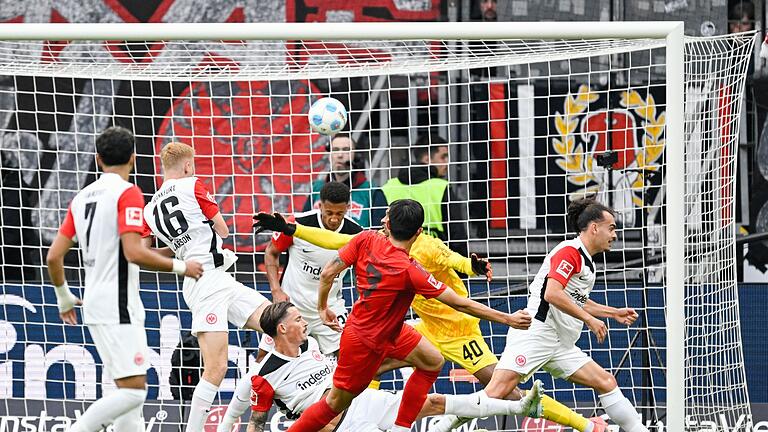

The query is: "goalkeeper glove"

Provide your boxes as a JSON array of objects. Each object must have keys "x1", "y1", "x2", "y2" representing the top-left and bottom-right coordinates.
[
  {"x1": 252, "y1": 212, "x2": 296, "y2": 236},
  {"x1": 470, "y1": 253, "x2": 491, "y2": 277}
]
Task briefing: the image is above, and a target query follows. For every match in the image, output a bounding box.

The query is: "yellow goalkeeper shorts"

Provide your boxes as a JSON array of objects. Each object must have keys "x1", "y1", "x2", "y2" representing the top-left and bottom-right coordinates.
[{"x1": 413, "y1": 321, "x2": 497, "y2": 374}]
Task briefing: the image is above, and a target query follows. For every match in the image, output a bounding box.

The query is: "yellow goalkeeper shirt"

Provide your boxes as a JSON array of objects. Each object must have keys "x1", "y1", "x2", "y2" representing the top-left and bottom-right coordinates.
[{"x1": 293, "y1": 225, "x2": 480, "y2": 338}]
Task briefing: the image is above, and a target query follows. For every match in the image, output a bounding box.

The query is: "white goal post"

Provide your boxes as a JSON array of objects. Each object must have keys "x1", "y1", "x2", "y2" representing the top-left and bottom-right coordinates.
[{"x1": 0, "y1": 22, "x2": 754, "y2": 432}]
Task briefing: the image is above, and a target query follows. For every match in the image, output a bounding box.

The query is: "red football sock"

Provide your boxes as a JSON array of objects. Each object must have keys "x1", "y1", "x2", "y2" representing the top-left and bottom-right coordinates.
[
  {"x1": 286, "y1": 397, "x2": 340, "y2": 432},
  {"x1": 394, "y1": 368, "x2": 440, "y2": 428}
]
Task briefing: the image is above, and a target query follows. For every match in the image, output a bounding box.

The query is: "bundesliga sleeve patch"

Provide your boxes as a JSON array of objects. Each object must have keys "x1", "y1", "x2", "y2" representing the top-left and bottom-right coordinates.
[
  {"x1": 125, "y1": 207, "x2": 143, "y2": 226},
  {"x1": 555, "y1": 260, "x2": 575, "y2": 279},
  {"x1": 427, "y1": 274, "x2": 442, "y2": 289}
]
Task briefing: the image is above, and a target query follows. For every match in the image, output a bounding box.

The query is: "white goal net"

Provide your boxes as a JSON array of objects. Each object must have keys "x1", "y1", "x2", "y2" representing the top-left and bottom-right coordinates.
[{"x1": 0, "y1": 23, "x2": 755, "y2": 431}]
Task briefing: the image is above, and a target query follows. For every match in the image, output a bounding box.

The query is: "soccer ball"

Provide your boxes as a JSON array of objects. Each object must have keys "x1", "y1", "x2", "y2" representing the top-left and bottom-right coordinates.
[{"x1": 308, "y1": 97, "x2": 347, "y2": 136}]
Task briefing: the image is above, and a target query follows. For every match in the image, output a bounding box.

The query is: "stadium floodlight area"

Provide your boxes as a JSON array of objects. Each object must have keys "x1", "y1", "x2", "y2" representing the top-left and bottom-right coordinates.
[{"x1": 0, "y1": 22, "x2": 756, "y2": 431}]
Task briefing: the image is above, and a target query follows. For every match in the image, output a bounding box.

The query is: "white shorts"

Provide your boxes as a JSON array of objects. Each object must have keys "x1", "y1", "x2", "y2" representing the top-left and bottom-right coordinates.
[
  {"x1": 497, "y1": 321, "x2": 591, "y2": 382},
  {"x1": 302, "y1": 303, "x2": 348, "y2": 354},
  {"x1": 182, "y1": 268, "x2": 269, "y2": 336},
  {"x1": 336, "y1": 388, "x2": 402, "y2": 432},
  {"x1": 89, "y1": 323, "x2": 150, "y2": 380}
]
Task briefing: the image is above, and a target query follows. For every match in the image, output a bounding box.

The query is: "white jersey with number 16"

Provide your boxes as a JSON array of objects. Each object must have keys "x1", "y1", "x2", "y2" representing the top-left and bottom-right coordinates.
[{"x1": 143, "y1": 176, "x2": 224, "y2": 271}]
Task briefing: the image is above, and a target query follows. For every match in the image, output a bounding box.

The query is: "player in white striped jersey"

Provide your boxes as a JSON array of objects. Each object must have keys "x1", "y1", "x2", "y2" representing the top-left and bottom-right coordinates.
[
  {"x1": 432, "y1": 197, "x2": 646, "y2": 432},
  {"x1": 217, "y1": 302, "x2": 544, "y2": 432},
  {"x1": 263, "y1": 181, "x2": 363, "y2": 356},
  {"x1": 142, "y1": 142, "x2": 271, "y2": 432},
  {"x1": 46, "y1": 127, "x2": 204, "y2": 432}
]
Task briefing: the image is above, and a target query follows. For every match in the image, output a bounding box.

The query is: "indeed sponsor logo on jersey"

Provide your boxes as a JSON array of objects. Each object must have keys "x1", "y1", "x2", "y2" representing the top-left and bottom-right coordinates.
[
  {"x1": 568, "y1": 290, "x2": 588, "y2": 306},
  {"x1": 302, "y1": 261, "x2": 321, "y2": 279},
  {"x1": 296, "y1": 364, "x2": 332, "y2": 391}
]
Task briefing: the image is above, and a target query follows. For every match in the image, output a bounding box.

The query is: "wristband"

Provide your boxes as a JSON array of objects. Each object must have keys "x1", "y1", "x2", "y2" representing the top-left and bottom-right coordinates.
[
  {"x1": 53, "y1": 281, "x2": 70, "y2": 297},
  {"x1": 172, "y1": 259, "x2": 187, "y2": 276},
  {"x1": 54, "y1": 282, "x2": 79, "y2": 312}
]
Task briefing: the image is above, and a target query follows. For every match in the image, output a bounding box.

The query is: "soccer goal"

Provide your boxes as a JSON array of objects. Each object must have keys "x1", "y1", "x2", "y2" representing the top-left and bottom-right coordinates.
[{"x1": 0, "y1": 22, "x2": 755, "y2": 431}]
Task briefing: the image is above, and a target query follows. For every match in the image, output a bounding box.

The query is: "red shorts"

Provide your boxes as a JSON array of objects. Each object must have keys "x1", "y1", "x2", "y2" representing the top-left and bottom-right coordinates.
[{"x1": 333, "y1": 324, "x2": 422, "y2": 394}]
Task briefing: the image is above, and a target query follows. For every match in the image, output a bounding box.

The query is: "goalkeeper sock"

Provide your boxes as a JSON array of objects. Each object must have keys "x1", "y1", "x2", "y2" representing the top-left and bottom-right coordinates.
[
  {"x1": 217, "y1": 377, "x2": 252, "y2": 432},
  {"x1": 70, "y1": 388, "x2": 146, "y2": 432},
  {"x1": 186, "y1": 378, "x2": 219, "y2": 432},
  {"x1": 540, "y1": 394, "x2": 591, "y2": 431},
  {"x1": 394, "y1": 368, "x2": 440, "y2": 428},
  {"x1": 599, "y1": 388, "x2": 648, "y2": 432}
]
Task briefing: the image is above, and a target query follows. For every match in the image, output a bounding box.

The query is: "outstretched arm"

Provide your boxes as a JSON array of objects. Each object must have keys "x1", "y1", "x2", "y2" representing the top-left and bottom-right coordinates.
[
  {"x1": 295, "y1": 224, "x2": 355, "y2": 250},
  {"x1": 585, "y1": 300, "x2": 638, "y2": 325},
  {"x1": 253, "y1": 212, "x2": 356, "y2": 249},
  {"x1": 264, "y1": 241, "x2": 289, "y2": 302},
  {"x1": 418, "y1": 234, "x2": 491, "y2": 280},
  {"x1": 435, "y1": 287, "x2": 531, "y2": 329}
]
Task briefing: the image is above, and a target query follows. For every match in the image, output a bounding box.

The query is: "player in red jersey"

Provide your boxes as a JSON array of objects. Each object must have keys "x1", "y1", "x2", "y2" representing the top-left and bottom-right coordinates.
[
  {"x1": 255, "y1": 199, "x2": 532, "y2": 432},
  {"x1": 46, "y1": 127, "x2": 203, "y2": 432}
]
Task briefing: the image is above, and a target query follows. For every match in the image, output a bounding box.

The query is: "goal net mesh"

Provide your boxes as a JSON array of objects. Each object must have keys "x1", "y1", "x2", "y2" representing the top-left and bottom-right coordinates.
[{"x1": 0, "y1": 32, "x2": 755, "y2": 431}]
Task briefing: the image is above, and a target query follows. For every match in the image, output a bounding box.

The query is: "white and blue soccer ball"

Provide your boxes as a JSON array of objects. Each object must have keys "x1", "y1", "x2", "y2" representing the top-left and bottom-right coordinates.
[{"x1": 308, "y1": 97, "x2": 347, "y2": 136}]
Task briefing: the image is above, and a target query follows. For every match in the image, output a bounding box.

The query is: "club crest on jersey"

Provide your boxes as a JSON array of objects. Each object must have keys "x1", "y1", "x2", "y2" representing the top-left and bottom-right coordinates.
[
  {"x1": 126, "y1": 207, "x2": 143, "y2": 226},
  {"x1": 515, "y1": 355, "x2": 527, "y2": 366},
  {"x1": 206, "y1": 313, "x2": 218, "y2": 325},
  {"x1": 427, "y1": 274, "x2": 441, "y2": 290},
  {"x1": 312, "y1": 350, "x2": 323, "y2": 361},
  {"x1": 555, "y1": 260, "x2": 574, "y2": 279},
  {"x1": 134, "y1": 352, "x2": 145, "y2": 366}
]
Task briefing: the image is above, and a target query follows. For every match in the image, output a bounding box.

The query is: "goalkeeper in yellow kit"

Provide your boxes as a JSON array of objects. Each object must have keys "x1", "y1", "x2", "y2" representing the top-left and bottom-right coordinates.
[{"x1": 253, "y1": 211, "x2": 606, "y2": 432}]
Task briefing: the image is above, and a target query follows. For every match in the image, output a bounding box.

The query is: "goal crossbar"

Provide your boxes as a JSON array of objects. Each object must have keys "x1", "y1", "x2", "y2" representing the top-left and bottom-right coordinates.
[{"x1": 0, "y1": 21, "x2": 684, "y2": 41}]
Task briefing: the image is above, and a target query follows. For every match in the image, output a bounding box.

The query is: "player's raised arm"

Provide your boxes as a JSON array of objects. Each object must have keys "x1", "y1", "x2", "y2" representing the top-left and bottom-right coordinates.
[
  {"x1": 253, "y1": 212, "x2": 355, "y2": 250},
  {"x1": 416, "y1": 234, "x2": 492, "y2": 281},
  {"x1": 264, "y1": 234, "x2": 291, "y2": 303},
  {"x1": 434, "y1": 285, "x2": 531, "y2": 329}
]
